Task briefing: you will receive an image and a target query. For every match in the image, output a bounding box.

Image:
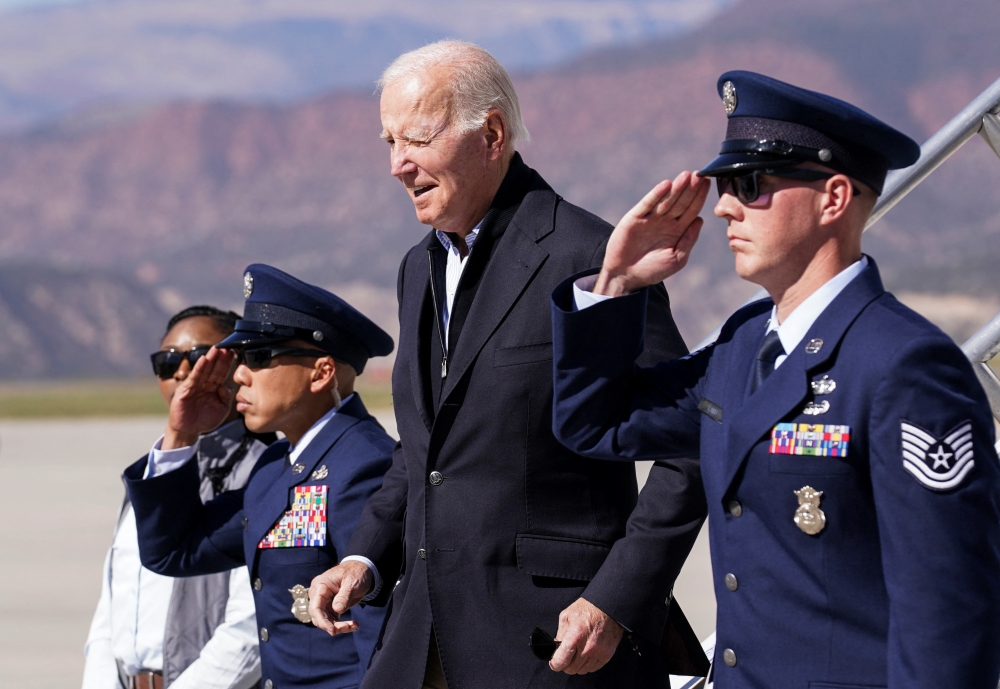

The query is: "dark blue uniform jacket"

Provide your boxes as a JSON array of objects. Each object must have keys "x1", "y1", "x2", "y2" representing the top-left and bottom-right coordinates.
[
  {"x1": 124, "y1": 394, "x2": 394, "y2": 689},
  {"x1": 551, "y1": 259, "x2": 1000, "y2": 689}
]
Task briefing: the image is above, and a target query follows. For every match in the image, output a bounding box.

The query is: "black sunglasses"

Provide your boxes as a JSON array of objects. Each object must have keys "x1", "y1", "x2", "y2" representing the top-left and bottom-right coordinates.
[
  {"x1": 716, "y1": 168, "x2": 860, "y2": 206},
  {"x1": 530, "y1": 627, "x2": 561, "y2": 661},
  {"x1": 238, "y1": 346, "x2": 327, "y2": 370},
  {"x1": 151, "y1": 346, "x2": 212, "y2": 380}
]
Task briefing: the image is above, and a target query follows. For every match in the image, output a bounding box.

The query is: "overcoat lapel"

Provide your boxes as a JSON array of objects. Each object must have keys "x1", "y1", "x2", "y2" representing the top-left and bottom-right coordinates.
[
  {"x1": 721, "y1": 259, "x2": 886, "y2": 494},
  {"x1": 247, "y1": 395, "x2": 367, "y2": 547},
  {"x1": 403, "y1": 234, "x2": 439, "y2": 431},
  {"x1": 439, "y1": 191, "x2": 554, "y2": 402}
]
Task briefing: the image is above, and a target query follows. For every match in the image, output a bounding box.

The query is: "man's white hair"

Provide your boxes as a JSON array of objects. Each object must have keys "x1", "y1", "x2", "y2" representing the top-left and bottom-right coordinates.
[{"x1": 378, "y1": 40, "x2": 530, "y2": 151}]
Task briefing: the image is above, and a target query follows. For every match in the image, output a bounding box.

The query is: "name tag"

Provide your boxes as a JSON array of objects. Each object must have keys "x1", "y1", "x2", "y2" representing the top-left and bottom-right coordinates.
[
  {"x1": 770, "y1": 423, "x2": 850, "y2": 457},
  {"x1": 698, "y1": 397, "x2": 723, "y2": 423},
  {"x1": 259, "y1": 485, "x2": 328, "y2": 549}
]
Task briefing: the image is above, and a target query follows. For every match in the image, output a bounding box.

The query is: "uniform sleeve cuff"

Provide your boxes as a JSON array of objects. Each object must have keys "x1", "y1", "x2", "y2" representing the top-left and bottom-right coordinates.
[
  {"x1": 146, "y1": 436, "x2": 199, "y2": 478},
  {"x1": 573, "y1": 275, "x2": 616, "y2": 311},
  {"x1": 341, "y1": 555, "x2": 383, "y2": 601}
]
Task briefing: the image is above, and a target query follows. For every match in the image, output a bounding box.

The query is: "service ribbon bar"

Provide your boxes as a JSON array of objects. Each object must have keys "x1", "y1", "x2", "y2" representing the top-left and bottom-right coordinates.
[
  {"x1": 770, "y1": 423, "x2": 850, "y2": 457},
  {"x1": 259, "y1": 484, "x2": 328, "y2": 549}
]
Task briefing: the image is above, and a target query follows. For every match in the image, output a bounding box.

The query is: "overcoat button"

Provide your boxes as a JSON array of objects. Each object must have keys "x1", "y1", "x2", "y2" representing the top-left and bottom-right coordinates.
[
  {"x1": 253, "y1": 578, "x2": 263, "y2": 591},
  {"x1": 725, "y1": 573, "x2": 738, "y2": 591},
  {"x1": 264, "y1": 681, "x2": 273, "y2": 689},
  {"x1": 723, "y1": 648, "x2": 737, "y2": 667},
  {"x1": 260, "y1": 627, "x2": 269, "y2": 642},
  {"x1": 429, "y1": 471, "x2": 443, "y2": 486},
  {"x1": 418, "y1": 549, "x2": 427, "y2": 559},
  {"x1": 728, "y1": 500, "x2": 743, "y2": 517}
]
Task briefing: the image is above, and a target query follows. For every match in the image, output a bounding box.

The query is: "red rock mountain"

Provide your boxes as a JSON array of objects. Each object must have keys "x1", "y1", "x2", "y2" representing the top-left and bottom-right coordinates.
[{"x1": 1, "y1": 0, "x2": 998, "y2": 377}]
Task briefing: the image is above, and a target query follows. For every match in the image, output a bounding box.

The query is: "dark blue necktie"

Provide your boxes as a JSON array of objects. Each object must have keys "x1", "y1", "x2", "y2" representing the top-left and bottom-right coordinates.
[{"x1": 753, "y1": 329, "x2": 785, "y2": 393}]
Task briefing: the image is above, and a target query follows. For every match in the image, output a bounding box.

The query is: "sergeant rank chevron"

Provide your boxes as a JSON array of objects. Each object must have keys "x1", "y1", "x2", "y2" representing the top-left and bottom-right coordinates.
[{"x1": 900, "y1": 420, "x2": 975, "y2": 491}]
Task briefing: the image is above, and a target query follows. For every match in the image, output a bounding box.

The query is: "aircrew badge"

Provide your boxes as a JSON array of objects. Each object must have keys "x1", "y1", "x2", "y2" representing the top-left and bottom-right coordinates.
[
  {"x1": 243, "y1": 271, "x2": 254, "y2": 298},
  {"x1": 289, "y1": 585, "x2": 311, "y2": 623},
  {"x1": 771, "y1": 423, "x2": 849, "y2": 457},
  {"x1": 793, "y1": 486, "x2": 826, "y2": 535},
  {"x1": 311, "y1": 465, "x2": 328, "y2": 481},
  {"x1": 901, "y1": 419, "x2": 974, "y2": 491},
  {"x1": 259, "y1": 485, "x2": 328, "y2": 548}
]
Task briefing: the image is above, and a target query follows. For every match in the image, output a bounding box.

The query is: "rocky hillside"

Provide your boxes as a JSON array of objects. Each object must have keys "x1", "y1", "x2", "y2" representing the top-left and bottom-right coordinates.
[{"x1": 1, "y1": 0, "x2": 999, "y2": 377}]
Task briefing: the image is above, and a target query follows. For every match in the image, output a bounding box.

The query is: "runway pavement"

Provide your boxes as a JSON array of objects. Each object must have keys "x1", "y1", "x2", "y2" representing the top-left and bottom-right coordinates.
[{"x1": 0, "y1": 413, "x2": 714, "y2": 689}]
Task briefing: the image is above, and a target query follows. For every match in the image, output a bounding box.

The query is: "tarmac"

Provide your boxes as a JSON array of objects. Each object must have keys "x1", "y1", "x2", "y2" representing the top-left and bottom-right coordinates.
[{"x1": 0, "y1": 413, "x2": 714, "y2": 689}]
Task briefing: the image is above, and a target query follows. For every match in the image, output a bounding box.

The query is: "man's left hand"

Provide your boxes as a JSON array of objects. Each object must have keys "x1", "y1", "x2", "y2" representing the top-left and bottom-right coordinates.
[{"x1": 549, "y1": 597, "x2": 624, "y2": 675}]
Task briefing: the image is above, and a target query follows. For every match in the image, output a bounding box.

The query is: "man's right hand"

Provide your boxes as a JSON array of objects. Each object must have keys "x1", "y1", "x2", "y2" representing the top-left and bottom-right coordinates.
[
  {"x1": 162, "y1": 346, "x2": 236, "y2": 450},
  {"x1": 308, "y1": 561, "x2": 374, "y2": 635},
  {"x1": 594, "y1": 171, "x2": 711, "y2": 297}
]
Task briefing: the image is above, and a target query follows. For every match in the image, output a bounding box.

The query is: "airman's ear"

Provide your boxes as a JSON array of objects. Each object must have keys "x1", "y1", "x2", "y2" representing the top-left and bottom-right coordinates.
[
  {"x1": 310, "y1": 357, "x2": 337, "y2": 394},
  {"x1": 819, "y1": 174, "x2": 854, "y2": 225}
]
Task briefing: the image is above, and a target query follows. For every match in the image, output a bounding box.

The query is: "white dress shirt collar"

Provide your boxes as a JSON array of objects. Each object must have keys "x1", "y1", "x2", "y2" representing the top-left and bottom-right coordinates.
[
  {"x1": 768, "y1": 256, "x2": 868, "y2": 368},
  {"x1": 288, "y1": 393, "x2": 354, "y2": 464}
]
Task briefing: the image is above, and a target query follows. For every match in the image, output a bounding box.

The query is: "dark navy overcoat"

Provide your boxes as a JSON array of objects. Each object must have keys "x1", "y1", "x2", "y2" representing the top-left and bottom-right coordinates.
[
  {"x1": 124, "y1": 394, "x2": 394, "y2": 689},
  {"x1": 344, "y1": 156, "x2": 704, "y2": 689},
  {"x1": 551, "y1": 259, "x2": 1000, "y2": 689}
]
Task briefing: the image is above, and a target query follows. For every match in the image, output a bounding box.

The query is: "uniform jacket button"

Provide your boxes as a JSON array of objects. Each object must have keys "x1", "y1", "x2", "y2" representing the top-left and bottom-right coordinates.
[
  {"x1": 260, "y1": 627, "x2": 269, "y2": 642},
  {"x1": 264, "y1": 680, "x2": 273, "y2": 689},
  {"x1": 418, "y1": 548, "x2": 427, "y2": 560},
  {"x1": 725, "y1": 573, "x2": 738, "y2": 591},
  {"x1": 723, "y1": 648, "x2": 737, "y2": 667},
  {"x1": 253, "y1": 577, "x2": 263, "y2": 591},
  {"x1": 728, "y1": 500, "x2": 743, "y2": 517},
  {"x1": 429, "y1": 471, "x2": 443, "y2": 486}
]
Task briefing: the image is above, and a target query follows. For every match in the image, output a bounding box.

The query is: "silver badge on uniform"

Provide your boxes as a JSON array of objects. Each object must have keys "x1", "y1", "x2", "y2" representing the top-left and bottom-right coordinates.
[
  {"x1": 311, "y1": 465, "x2": 328, "y2": 481},
  {"x1": 804, "y1": 338, "x2": 824, "y2": 354},
  {"x1": 794, "y1": 486, "x2": 826, "y2": 535},
  {"x1": 803, "y1": 400, "x2": 830, "y2": 416},
  {"x1": 901, "y1": 420, "x2": 974, "y2": 491},
  {"x1": 291, "y1": 463, "x2": 306, "y2": 474},
  {"x1": 289, "y1": 584, "x2": 311, "y2": 624},
  {"x1": 722, "y1": 80, "x2": 738, "y2": 114},
  {"x1": 243, "y1": 271, "x2": 254, "y2": 298},
  {"x1": 811, "y1": 375, "x2": 836, "y2": 395}
]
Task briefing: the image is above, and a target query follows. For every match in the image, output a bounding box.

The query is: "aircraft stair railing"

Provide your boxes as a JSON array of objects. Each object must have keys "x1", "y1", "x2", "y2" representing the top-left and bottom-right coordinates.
[
  {"x1": 669, "y1": 77, "x2": 1000, "y2": 689},
  {"x1": 694, "y1": 76, "x2": 1000, "y2": 427}
]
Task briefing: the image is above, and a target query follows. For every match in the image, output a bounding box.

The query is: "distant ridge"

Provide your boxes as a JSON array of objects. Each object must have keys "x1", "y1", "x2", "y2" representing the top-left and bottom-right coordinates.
[{"x1": 1, "y1": 0, "x2": 999, "y2": 378}]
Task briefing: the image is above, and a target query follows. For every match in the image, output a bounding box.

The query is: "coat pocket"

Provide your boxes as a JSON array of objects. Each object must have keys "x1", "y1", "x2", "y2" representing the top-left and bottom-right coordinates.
[
  {"x1": 494, "y1": 342, "x2": 553, "y2": 367},
  {"x1": 515, "y1": 534, "x2": 611, "y2": 581}
]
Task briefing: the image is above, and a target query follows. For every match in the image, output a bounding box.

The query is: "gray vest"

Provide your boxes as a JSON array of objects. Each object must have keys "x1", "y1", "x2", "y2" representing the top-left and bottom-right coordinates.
[{"x1": 114, "y1": 419, "x2": 271, "y2": 687}]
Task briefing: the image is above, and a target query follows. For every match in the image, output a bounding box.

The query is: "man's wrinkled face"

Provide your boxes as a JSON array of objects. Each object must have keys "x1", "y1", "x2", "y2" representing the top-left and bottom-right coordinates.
[{"x1": 380, "y1": 67, "x2": 497, "y2": 234}]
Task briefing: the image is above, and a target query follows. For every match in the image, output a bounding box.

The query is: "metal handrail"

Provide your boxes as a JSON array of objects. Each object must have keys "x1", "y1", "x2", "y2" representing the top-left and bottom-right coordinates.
[{"x1": 693, "y1": 76, "x2": 1000, "y2": 371}]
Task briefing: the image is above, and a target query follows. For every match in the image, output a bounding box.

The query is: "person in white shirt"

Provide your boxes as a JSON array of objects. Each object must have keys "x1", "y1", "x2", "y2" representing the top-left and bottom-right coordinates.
[{"x1": 83, "y1": 306, "x2": 271, "y2": 689}]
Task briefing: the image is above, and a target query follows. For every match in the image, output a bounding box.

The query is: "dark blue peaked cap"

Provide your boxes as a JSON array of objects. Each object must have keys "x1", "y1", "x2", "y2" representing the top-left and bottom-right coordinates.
[
  {"x1": 699, "y1": 71, "x2": 921, "y2": 194},
  {"x1": 217, "y1": 264, "x2": 394, "y2": 374}
]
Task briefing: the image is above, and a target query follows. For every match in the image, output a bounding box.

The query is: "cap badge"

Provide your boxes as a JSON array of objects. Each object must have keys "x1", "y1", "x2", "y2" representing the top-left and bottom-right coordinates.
[
  {"x1": 243, "y1": 272, "x2": 254, "y2": 298},
  {"x1": 722, "y1": 80, "x2": 738, "y2": 115},
  {"x1": 313, "y1": 330, "x2": 324, "y2": 342},
  {"x1": 289, "y1": 585, "x2": 311, "y2": 624},
  {"x1": 793, "y1": 486, "x2": 826, "y2": 535},
  {"x1": 818, "y1": 148, "x2": 833, "y2": 162}
]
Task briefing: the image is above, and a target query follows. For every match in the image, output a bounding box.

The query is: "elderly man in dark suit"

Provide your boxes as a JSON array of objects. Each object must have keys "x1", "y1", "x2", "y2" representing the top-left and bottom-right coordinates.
[{"x1": 307, "y1": 40, "x2": 704, "y2": 688}]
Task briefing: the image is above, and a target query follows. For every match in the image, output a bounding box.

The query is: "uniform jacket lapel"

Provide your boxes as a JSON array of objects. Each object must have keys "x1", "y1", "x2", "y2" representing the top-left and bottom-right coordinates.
[
  {"x1": 722, "y1": 259, "x2": 886, "y2": 494},
  {"x1": 439, "y1": 189, "x2": 553, "y2": 402},
  {"x1": 248, "y1": 396, "x2": 367, "y2": 547}
]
